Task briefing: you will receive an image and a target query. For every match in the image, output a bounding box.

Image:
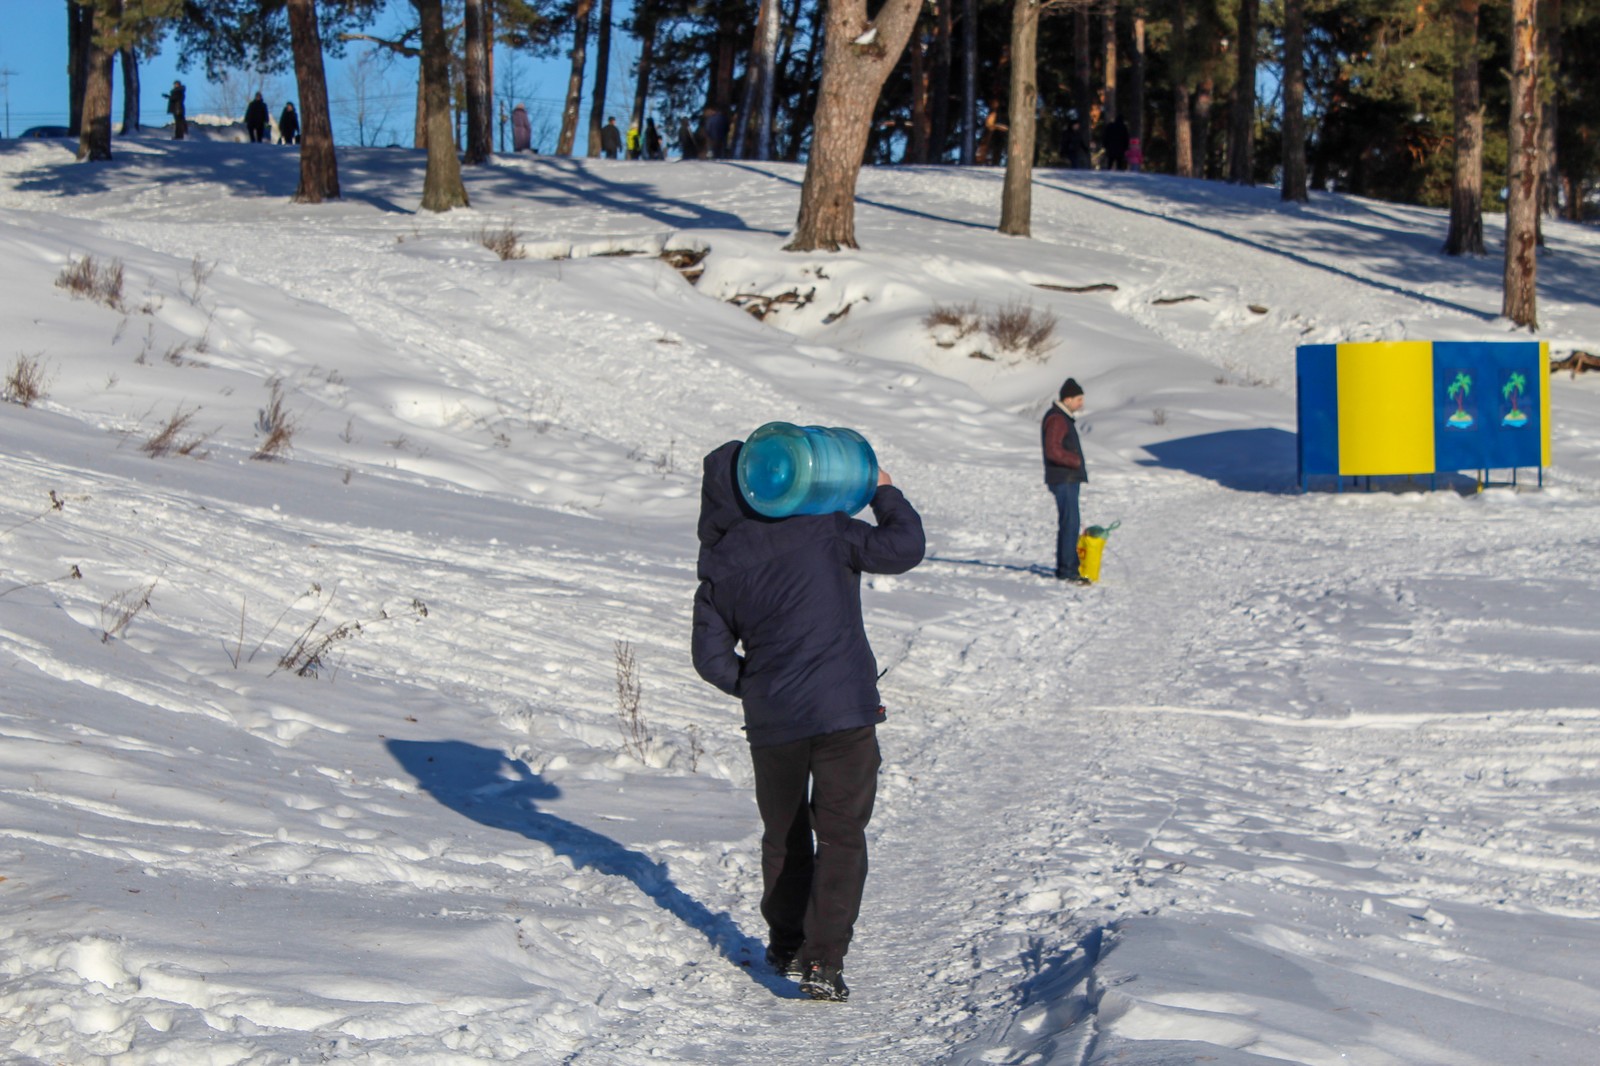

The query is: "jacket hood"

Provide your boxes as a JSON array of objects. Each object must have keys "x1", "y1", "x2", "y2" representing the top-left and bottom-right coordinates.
[{"x1": 697, "y1": 440, "x2": 764, "y2": 549}]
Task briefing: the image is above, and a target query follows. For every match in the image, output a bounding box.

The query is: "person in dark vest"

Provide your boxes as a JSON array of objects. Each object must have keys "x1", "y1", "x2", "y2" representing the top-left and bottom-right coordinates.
[
  {"x1": 692, "y1": 439, "x2": 925, "y2": 1002},
  {"x1": 164, "y1": 81, "x2": 187, "y2": 140},
  {"x1": 644, "y1": 118, "x2": 662, "y2": 160},
  {"x1": 244, "y1": 92, "x2": 270, "y2": 143},
  {"x1": 278, "y1": 102, "x2": 300, "y2": 145},
  {"x1": 1041, "y1": 378, "x2": 1090, "y2": 583}
]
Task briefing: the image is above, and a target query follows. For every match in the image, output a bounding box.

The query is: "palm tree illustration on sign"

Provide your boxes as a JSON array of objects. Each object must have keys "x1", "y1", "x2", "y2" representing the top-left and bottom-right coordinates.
[
  {"x1": 1446, "y1": 372, "x2": 1474, "y2": 429},
  {"x1": 1502, "y1": 372, "x2": 1529, "y2": 427}
]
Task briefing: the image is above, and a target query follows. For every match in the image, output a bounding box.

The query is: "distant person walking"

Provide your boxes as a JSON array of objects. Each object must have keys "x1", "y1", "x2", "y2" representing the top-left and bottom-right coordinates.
[
  {"x1": 512, "y1": 103, "x2": 532, "y2": 152},
  {"x1": 678, "y1": 118, "x2": 698, "y2": 160},
  {"x1": 692, "y1": 439, "x2": 925, "y2": 1002},
  {"x1": 1042, "y1": 378, "x2": 1090, "y2": 584},
  {"x1": 626, "y1": 122, "x2": 641, "y2": 160},
  {"x1": 164, "y1": 80, "x2": 187, "y2": 140},
  {"x1": 1126, "y1": 137, "x2": 1143, "y2": 172},
  {"x1": 244, "y1": 92, "x2": 270, "y2": 143},
  {"x1": 1102, "y1": 116, "x2": 1130, "y2": 171},
  {"x1": 278, "y1": 102, "x2": 300, "y2": 145},
  {"x1": 600, "y1": 117, "x2": 622, "y2": 159},
  {"x1": 704, "y1": 106, "x2": 729, "y2": 159},
  {"x1": 644, "y1": 119, "x2": 663, "y2": 160},
  {"x1": 1062, "y1": 111, "x2": 1090, "y2": 169}
]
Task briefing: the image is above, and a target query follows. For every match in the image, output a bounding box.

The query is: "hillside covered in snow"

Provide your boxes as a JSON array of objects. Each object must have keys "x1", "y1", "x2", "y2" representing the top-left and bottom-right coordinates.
[{"x1": 3, "y1": 134, "x2": 1600, "y2": 1065}]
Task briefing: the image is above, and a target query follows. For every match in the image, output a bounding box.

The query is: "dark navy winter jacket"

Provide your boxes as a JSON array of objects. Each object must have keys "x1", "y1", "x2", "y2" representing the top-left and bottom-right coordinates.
[{"x1": 691, "y1": 441, "x2": 926, "y2": 748}]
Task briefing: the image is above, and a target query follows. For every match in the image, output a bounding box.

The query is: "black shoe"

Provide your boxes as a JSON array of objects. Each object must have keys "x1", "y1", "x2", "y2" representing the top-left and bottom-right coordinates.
[
  {"x1": 800, "y1": 962, "x2": 849, "y2": 1002},
  {"x1": 765, "y1": 945, "x2": 804, "y2": 979},
  {"x1": 1057, "y1": 574, "x2": 1092, "y2": 585}
]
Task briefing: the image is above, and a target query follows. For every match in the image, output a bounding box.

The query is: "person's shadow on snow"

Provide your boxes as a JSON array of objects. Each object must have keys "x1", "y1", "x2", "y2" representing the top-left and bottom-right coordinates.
[{"x1": 386, "y1": 739, "x2": 793, "y2": 993}]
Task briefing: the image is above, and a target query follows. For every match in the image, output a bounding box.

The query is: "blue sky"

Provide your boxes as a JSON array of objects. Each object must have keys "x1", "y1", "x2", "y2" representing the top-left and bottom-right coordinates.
[{"x1": 0, "y1": 2, "x2": 639, "y2": 150}]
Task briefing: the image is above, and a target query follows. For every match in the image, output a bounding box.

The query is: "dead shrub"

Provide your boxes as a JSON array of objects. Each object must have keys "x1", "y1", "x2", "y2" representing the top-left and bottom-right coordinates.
[
  {"x1": 253, "y1": 381, "x2": 298, "y2": 461},
  {"x1": 923, "y1": 302, "x2": 982, "y2": 344},
  {"x1": 56, "y1": 255, "x2": 125, "y2": 309},
  {"x1": 478, "y1": 224, "x2": 526, "y2": 261},
  {"x1": 100, "y1": 578, "x2": 158, "y2": 643},
  {"x1": 615, "y1": 639, "x2": 650, "y2": 761},
  {"x1": 4, "y1": 355, "x2": 49, "y2": 407},
  {"x1": 143, "y1": 406, "x2": 212, "y2": 458},
  {"x1": 985, "y1": 300, "x2": 1058, "y2": 360}
]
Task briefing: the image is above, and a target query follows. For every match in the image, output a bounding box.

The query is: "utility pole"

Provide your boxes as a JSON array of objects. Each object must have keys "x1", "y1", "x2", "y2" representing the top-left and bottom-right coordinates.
[{"x1": 0, "y1": 67, "x2": 15, "y2": 139}]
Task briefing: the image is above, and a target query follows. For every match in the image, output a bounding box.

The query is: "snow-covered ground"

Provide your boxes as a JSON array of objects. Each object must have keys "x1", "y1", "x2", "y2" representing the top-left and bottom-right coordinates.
[{"x1": 3, "y1": 131, "x2": 1599, "y2": 1065}]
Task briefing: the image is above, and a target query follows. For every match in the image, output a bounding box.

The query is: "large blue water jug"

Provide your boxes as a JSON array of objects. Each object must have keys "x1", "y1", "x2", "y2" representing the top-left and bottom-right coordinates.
[{"x1": 737, "y1": 422, "x2": 879, "y2": 518}]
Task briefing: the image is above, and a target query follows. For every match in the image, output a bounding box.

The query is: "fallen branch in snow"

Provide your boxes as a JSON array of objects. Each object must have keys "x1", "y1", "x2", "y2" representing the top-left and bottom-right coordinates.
[
  {"x1": 728, "y1": 288, "x2": 815, "y2": 320},
  {"x1": 1551, "y1": 350, "x2": 1600, "y2": 377},
  {"x1": 660, "y1": 247, "x2": 708, "y2": 284},
  {"x1": 1151, "y1": 294, "x2": 1205, "y2": 306},
  {"x1": 1035, "y1": 282, "x2": 1118, "y2": 294}
]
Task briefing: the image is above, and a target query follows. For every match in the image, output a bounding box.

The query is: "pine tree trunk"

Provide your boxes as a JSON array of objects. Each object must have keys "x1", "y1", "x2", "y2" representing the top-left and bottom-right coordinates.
[
  {"x1": 1193, "y1": 77, "x2": 1213, "y2": 177},
  {"x1": 1445, "y1": 0, "x2": 1484, "y2": 255},
  {"x1": 1174, "y1": 84, "x2": 1192, "y2": 176},
  {"x1": 119, "y1": 45, "x2": 140, "y2": 134},
  {"x1": 1227, "y1": 0, "x2": 1257, "y2": 184},
  {"x1": 1503, "y1": 0, "x2": 1539, "y2": 327},
  {"x1": 418, "y1": 0, "x2": 467, "y2": 211},
  {"x1": 786, "y1": 0, "x2": 826, "y2": 161},
  {"x1": 907, "y1": 20, "x2": 928, "y2": 164},
  {"x1": 1538, "y1": 0, "x2": 1561, "y2": 218},
  {"x1": 1073, "y1": 8, "x2": 1090, "y2": 124},
  {"x1": 961, "y1": 0, "x2": 977, "y2": 163},
  {"x1": 1100, "y1": 1, "x2": 1117, "y2": 123},
  {"x1": 287, "y1": 0, "x2": 341, "y2": 203},
  {"x1": 788, "y1": 0, "x2": 923, "y2": 251},
  {"x1": 558, "y1": 0, "x2": 594, "y2": 156},
  {"x1": 737, "y1": 0, "x2": 781, "y2": 158},
  {"x1": 1281, "y1": 0, "x2": 1307, "y2": 202},
  {"x1": 77, "y1": 12, "x2": 113, "y2": 162},
  {"x1": 1129, "y1": 7, "x2": 1145, "y2": 140},
  {"x1": 630, "y1": 2, "x2": 658, "y2": 141},
  {"x1": 68, "y1": 2, "x2": 91, "y2": 138},
  {"x1": 999, "y1": 0, "x2": 1038, "y2": 237},
  {"x1": 463, "y1": 0, "x2": 492, "y2": 164},
  {"x1": 587, "y1": 0, "x2": 613, "y2": 157},
  {"x1": 929, "y1": 0, "x2": 952, "y2": 160}
]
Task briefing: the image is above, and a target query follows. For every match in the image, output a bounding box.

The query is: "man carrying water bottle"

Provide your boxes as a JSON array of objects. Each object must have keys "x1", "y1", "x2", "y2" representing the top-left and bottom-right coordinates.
[
  {"x1": 1043, "y1": 378, "x2": 1091, "y2": 584},
  {"x1": 691, "y1": 437, "x2": 925, "y2": 1002}
]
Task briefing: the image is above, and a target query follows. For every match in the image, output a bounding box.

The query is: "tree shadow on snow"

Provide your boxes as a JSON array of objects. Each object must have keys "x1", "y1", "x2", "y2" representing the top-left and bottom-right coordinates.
[{"x1": 386, "y1": 739, "x2": 793, "y2": 993}]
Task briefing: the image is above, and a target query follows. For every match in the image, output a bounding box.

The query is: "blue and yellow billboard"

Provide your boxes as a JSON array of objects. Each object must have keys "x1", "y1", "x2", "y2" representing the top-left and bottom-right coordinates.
[{"x1": 1297, "y1": 341, "x2": 1550, "y2": 487}]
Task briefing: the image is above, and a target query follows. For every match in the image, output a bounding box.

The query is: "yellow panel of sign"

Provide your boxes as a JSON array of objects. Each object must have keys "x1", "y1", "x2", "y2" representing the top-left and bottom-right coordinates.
[
  {"x1": 1540, "y1": 342, "x2": 1552, "y2": 467},
  {"x1": 1335, "y1": 341, "x2": 1435, "y2": 476}
]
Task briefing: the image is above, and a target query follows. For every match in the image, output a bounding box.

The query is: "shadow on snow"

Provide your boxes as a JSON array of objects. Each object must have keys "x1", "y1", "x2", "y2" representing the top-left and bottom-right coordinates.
[{"x1": 386, "y1": 738, "x2": 793, "y2": 994}]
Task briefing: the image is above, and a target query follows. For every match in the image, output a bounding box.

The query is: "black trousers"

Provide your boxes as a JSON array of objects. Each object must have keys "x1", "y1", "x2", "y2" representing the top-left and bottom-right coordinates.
[{"x1": 750, "y1": 725, "x2": 881, "y2": 969}]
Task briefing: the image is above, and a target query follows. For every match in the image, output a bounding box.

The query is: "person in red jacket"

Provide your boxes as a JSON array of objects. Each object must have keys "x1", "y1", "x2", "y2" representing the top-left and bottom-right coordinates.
[
  {"x1": 692, "y1": 438, "x2": 925, "y2": 1002},
  {"x1": 1042, "y1": 378, "x2": 1090, "y2": 584}
]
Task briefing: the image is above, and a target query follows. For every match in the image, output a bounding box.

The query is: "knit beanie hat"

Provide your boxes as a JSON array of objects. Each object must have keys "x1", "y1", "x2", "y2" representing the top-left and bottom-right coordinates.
[{"x1": 1059, "y1": 378, "x2": 1084, "y2": 400}]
